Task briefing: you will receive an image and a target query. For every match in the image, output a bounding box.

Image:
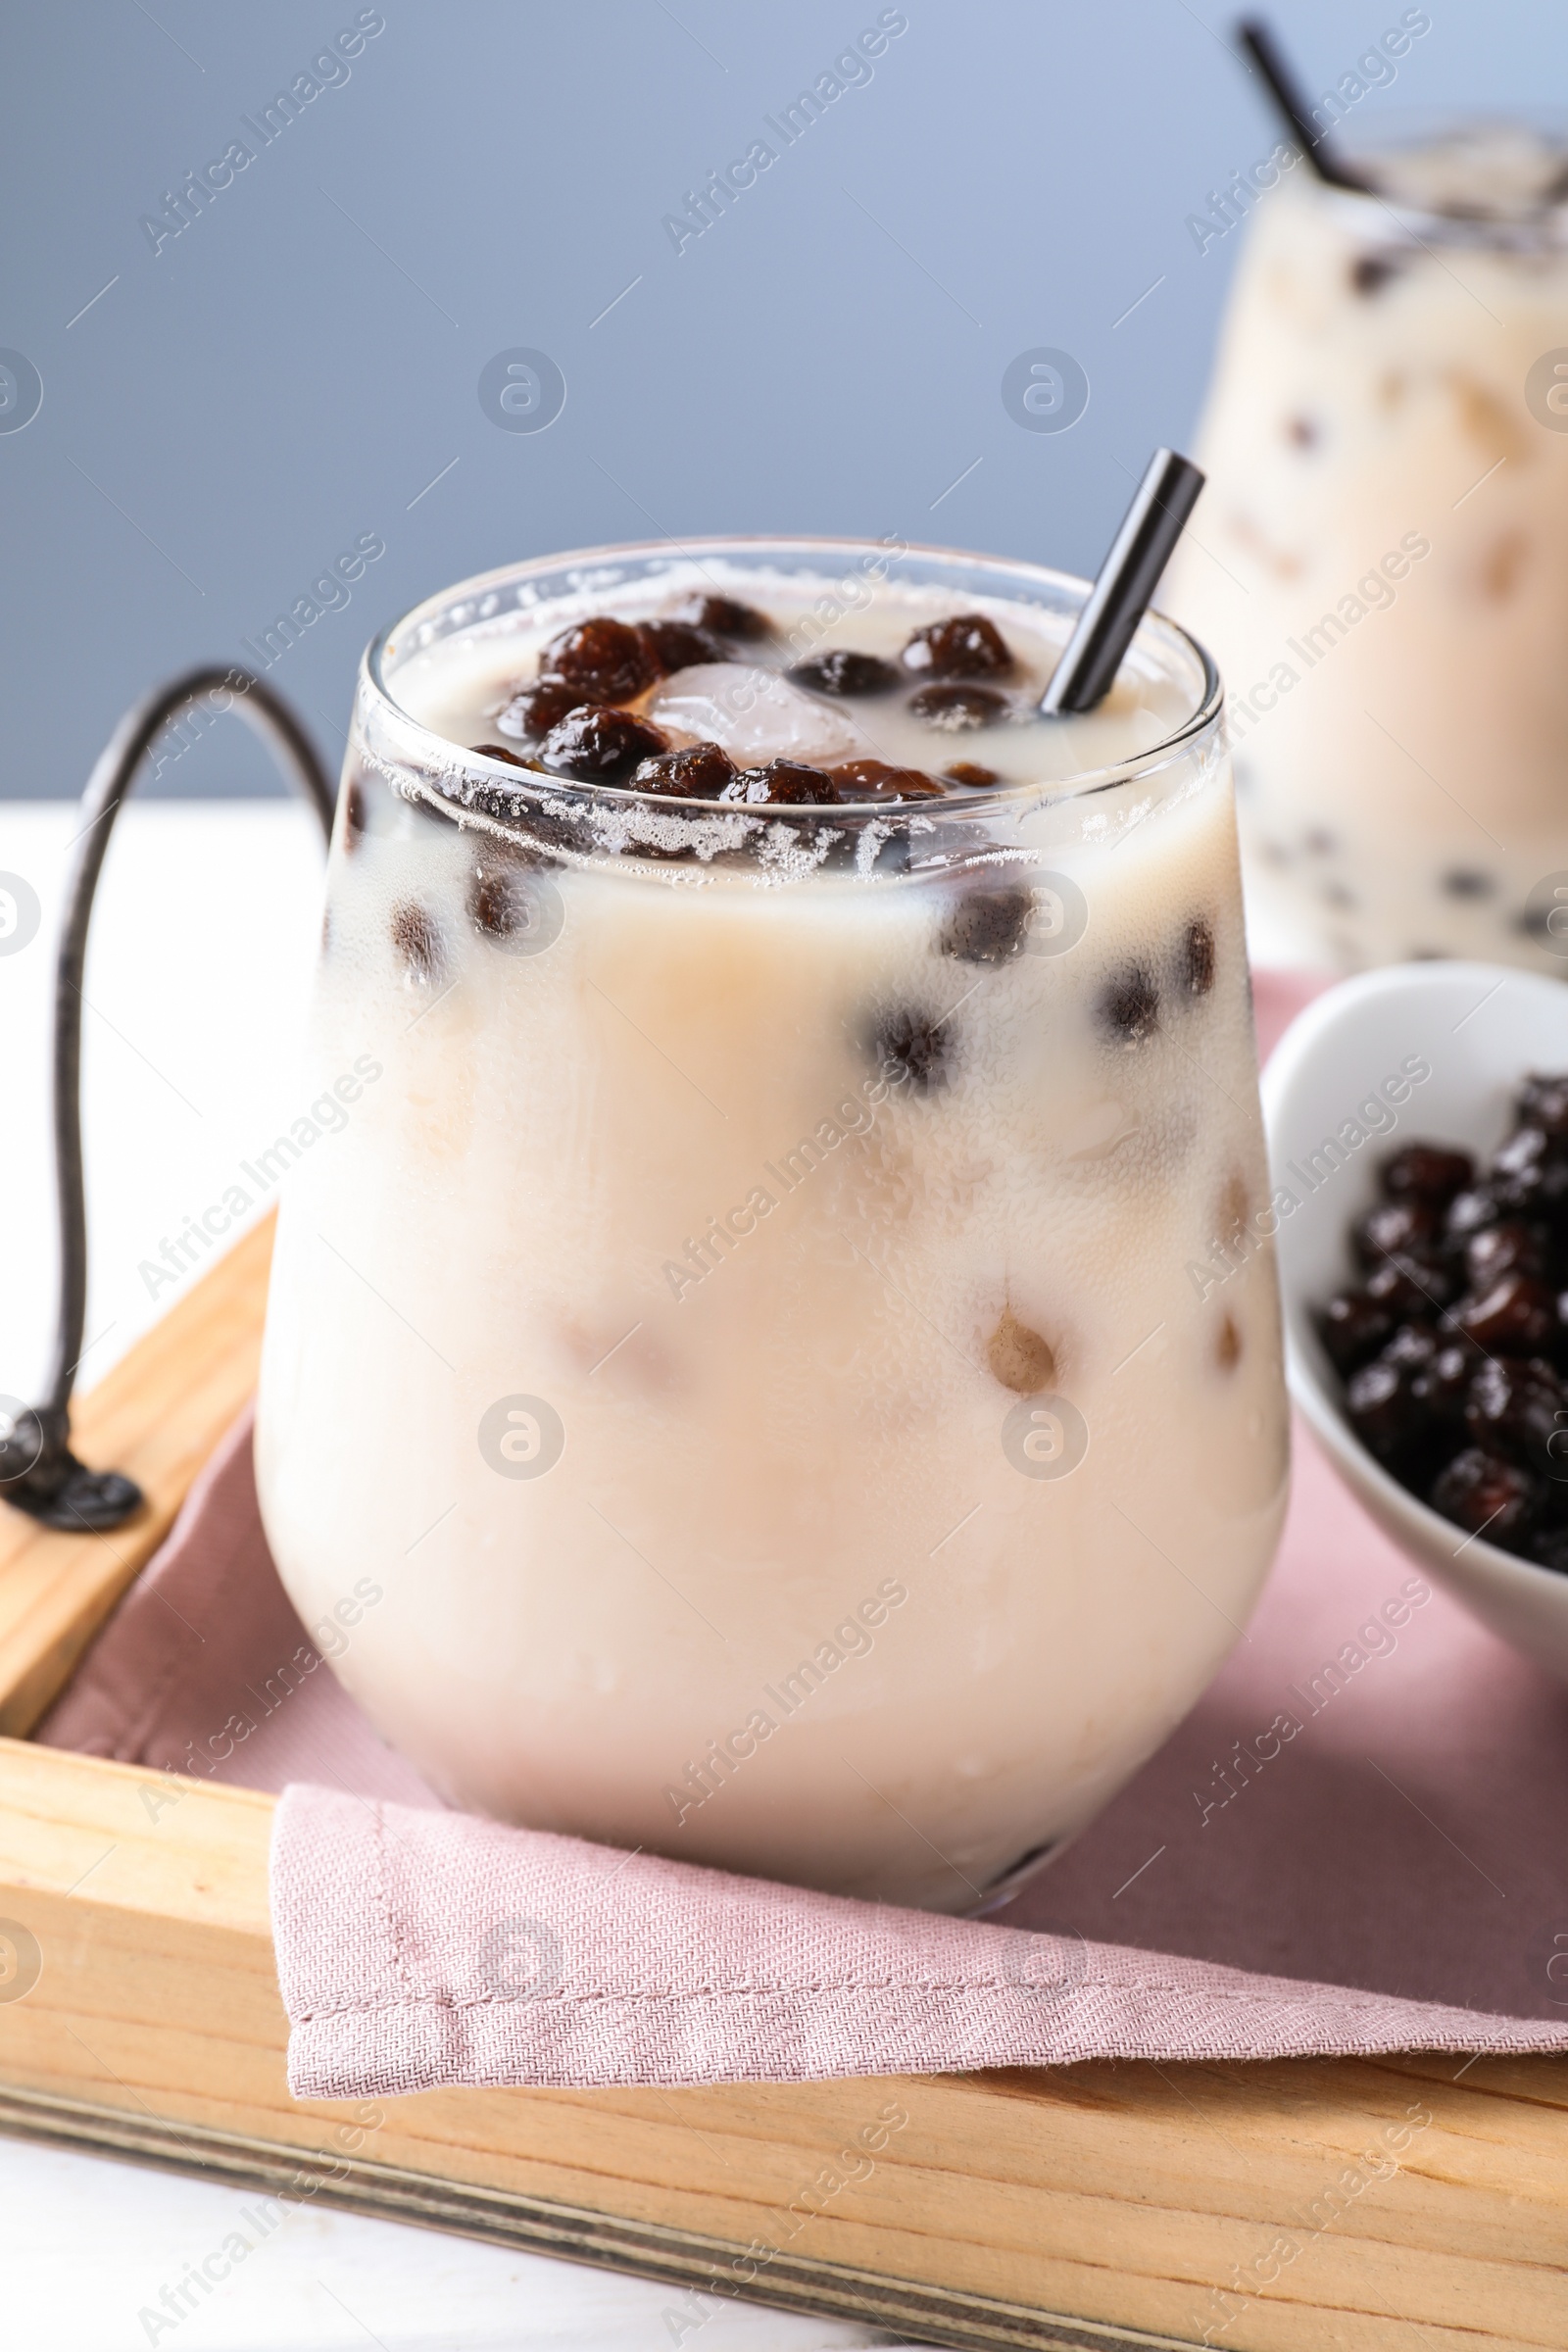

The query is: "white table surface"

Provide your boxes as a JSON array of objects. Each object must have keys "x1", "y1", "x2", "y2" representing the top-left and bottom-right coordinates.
[{"x1": 0, "y1": 801, "x2": 924, "y2": 2352}]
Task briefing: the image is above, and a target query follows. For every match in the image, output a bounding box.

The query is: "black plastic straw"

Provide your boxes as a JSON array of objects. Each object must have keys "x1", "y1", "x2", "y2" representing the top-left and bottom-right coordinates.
[
  {"x1": 1236, "y1": 20, "x2": 1372, "y2": 192},
  {"x1": 1040, "y1": 449, "x2": 1206, "y2": 717}
]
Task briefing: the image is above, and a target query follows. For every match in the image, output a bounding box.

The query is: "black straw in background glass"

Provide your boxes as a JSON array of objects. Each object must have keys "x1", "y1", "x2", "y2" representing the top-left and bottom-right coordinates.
[
  {"x1": 1236, "y1": 19, "x2": 1373, "y2": 192},
  {"x1": 1040, "y1": 448, "x2": 1206, "y2": 717}
]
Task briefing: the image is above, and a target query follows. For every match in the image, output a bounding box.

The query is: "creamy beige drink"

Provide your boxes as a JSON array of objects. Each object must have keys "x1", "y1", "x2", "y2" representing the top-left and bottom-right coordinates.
[
  {"x1": 1169, "y1": 124, "x2": 1568, "y2": 971},
  {"x1": 254, "y1": 541, "x2": 1289, "y2": 1912}
]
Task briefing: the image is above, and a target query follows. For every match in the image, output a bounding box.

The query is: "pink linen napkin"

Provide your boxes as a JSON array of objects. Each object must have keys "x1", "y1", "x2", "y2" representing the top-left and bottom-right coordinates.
[
  {"x1": 270, "y1": 1784, "x2": 1568, "y2": 2098},
  {"x1": 39, "y1": 1403, "x2": 440, "y2": 1810},
  {"x1": 37, "y1": 971, "x2": 1568, "y2": 2094}
]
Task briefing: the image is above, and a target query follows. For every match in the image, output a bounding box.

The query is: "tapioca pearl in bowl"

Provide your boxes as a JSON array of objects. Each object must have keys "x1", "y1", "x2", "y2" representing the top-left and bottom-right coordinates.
[{"x1": 1263, "y1": 957, "x2": 1568, "y2": 1687}]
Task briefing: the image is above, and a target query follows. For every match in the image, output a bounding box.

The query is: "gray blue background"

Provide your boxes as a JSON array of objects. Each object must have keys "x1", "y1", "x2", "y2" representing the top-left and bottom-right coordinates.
[{"x1": 1, "y1": 0, "x2": 1559, "y2": 798}]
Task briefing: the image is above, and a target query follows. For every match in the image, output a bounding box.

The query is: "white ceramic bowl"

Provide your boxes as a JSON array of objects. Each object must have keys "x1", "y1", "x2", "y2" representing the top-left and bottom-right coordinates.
[{"x1": 1261, "y1": 959, "x2": 1568, "y2": 1685}]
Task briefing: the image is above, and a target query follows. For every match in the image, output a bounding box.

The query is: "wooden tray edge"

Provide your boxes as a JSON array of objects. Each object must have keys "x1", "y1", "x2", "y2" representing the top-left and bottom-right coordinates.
[
  {"x1": 0, "y1": 2082, "x2": 1202, "y2": 2352},
  {"x1": 0, "y1": 1214, "x2": 276, "y2": 1737}
]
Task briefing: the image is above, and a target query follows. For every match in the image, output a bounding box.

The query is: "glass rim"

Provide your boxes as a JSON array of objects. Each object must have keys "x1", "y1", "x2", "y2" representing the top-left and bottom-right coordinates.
[
  {"x1": 1304, "y1": 104, "x2": 1568, "y2": 236},
  {"x1": 360, "y1": 534, "x2": 1225, "y2": 820}
]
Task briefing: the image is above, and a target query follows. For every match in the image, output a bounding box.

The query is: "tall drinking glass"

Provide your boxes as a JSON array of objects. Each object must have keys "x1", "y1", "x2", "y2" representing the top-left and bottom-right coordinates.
[
  {"x1": 254, "y1": 539, "x2": 1289, "y2": 1913},
  {"x1": 1168, "y1": 121, "x2": 1568, "y2": 971}
]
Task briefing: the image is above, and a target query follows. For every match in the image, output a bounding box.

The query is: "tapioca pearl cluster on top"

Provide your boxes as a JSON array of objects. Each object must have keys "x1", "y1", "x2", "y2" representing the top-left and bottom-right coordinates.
[
  {"x1": 477, "y1": 600, "x2": 1041, "y2": 804},
  {"x1": 493, "y1": 603, "x2": 769, "y2": 736}
]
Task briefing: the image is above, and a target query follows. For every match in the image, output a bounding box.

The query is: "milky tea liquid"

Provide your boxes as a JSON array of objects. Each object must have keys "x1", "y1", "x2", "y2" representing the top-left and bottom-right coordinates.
[{"x1": 254, "y1": 541, "x2": 1289, "y2": 1912}]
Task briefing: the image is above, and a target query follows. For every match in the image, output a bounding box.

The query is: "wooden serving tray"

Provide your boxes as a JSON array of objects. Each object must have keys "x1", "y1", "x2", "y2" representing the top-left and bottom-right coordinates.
[{"x1": 1, "y1": 1221, "x2": 1564, "y2": 2351}]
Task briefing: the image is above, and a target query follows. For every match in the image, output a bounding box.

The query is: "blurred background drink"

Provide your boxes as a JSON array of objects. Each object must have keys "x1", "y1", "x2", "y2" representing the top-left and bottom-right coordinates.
[{"x1": 1168, "y1": 114, "x2": 1568, "y2": 972}]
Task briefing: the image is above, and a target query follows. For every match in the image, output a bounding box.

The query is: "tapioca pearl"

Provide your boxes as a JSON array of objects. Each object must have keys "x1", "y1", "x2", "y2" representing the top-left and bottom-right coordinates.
[
  {"x1": 668, "y1": 591, "x2": 770, "y2": 641},
  {"x1": 473, "y1": 741, "x2": 541, "y2": 770},
  {"x1": 1218, "y1": 1170, "x2": 1250, "y2": 1248},
  {"x1": 463, "y1": 780, "x2": 579, "y2": 858},
  {"x1": 943, "y1": 762, "x2": 1001, "y2": 789},
  {"x1": 391, "y1": 901, "x2": 444, "y2": 984},
  {"x1": 1320, "y1": 1288, "x2": 1396, "y2": 1375},
  {"x1": 826, "y1": 760, "x2": 943, "y2": 805},
  {"x1": 940, "y1": 888, "x2": 1035, "y2": 965},
  {"x1": 986, "y1": 1308, "x2": 1056, "y2": 1396},
  {"x1": 1286, "y1": 415, "x2": 1320, "y2": 448},
  {"x1": 872, "y1": 1006, "x2": 952, "y2": 1095},
  {"x1": 788, "y1": 650, "x2": 902, "y2": 698},
  {"x1": 1450, "y1": 375, "x2": 1528, "y2": 469},
  {"x1": 1519, "y1": 1076, "x2": 1568, "y2": 1137},
  {"x1": 467, "y1": 854, "x2": 554, "y2": 940},
  {"x1": 639, "y1": 619, "x2": 729, "y2": 674},
  {"x1": 469, "y1": 870, "x2": 513, "y2": 938},
  {"x1": 900, "y1": 613, "x2": 1012, "y2": 679},
  {"x1": 1098, "y1": 965, "x2": 1158, "y2": 1047},
  {"x1": 720, "y1": 759, "x2": 839, "y2": 807},
  {"x1": 1465, "y1": 1221, "x2": 1544, "y2": 1291},
  {"x1": 540, "y1": 706, "x2": 667, "y2": 783},
  {"x1": 1430, "y1": 1447, "x2": 1538, "y2": 1544},
  {"x1": 1350, "y1": 253, "x2": 1400, "y2": 296},
  {"x1": 1474, "y1": 530, "x2": 1529, "y2": 603},
  {"x1": 1302, "y1": 827, "x2": 1338, "y2": 855},
  {"x1": 1389, "y1": 1145, "x2": 1476, "y2": 1211},
  {"x1": 1215, "y1": 1314, "x2": 1243, "y2": 1371},
  {"x1": 1356, "y1": 1198, "x2": 1440, "y2": 1268},
  {"x1": 540, "y1": 616, "x2": 662, "y2": 703},
  {"x1": 1442, "y1": 868, "x2": 1495, "y2": 900},
  {"x1": 494, "y1": 679, "x2": 579, "y2": 740},
  {"x1": 1178, "y1": 916, "x2": 1215, "y2": 997},
  {"x1": 907, "y1": 682, "x2": 1007, "y2": 731},
  {"x1": 631, "y1": 741, "x2": 737, "y2": 800},
  {"x1": 340, "y1": 777, "x2": 367, "y2": 853}
]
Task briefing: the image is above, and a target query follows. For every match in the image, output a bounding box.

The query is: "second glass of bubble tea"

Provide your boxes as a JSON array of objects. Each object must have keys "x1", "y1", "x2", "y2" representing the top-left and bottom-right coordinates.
[{"x1": 1168, "y1": 103, "x2": 1568, "y2": 972}]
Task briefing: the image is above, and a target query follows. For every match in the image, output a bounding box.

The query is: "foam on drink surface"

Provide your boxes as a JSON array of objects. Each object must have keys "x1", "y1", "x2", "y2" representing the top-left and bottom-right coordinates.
[{"x1": 255, "y1": 558, "x2": 1289, "y2": 1912}]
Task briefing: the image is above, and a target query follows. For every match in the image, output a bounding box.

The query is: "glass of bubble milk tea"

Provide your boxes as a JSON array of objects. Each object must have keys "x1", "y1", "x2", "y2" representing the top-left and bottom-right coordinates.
[
  {"x1": 1167, "y1": 114, "x2": 1568, "y2": 973},
  {"x1": 254, "y1": 534, "x2": 1289, "y2": 1913}
]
